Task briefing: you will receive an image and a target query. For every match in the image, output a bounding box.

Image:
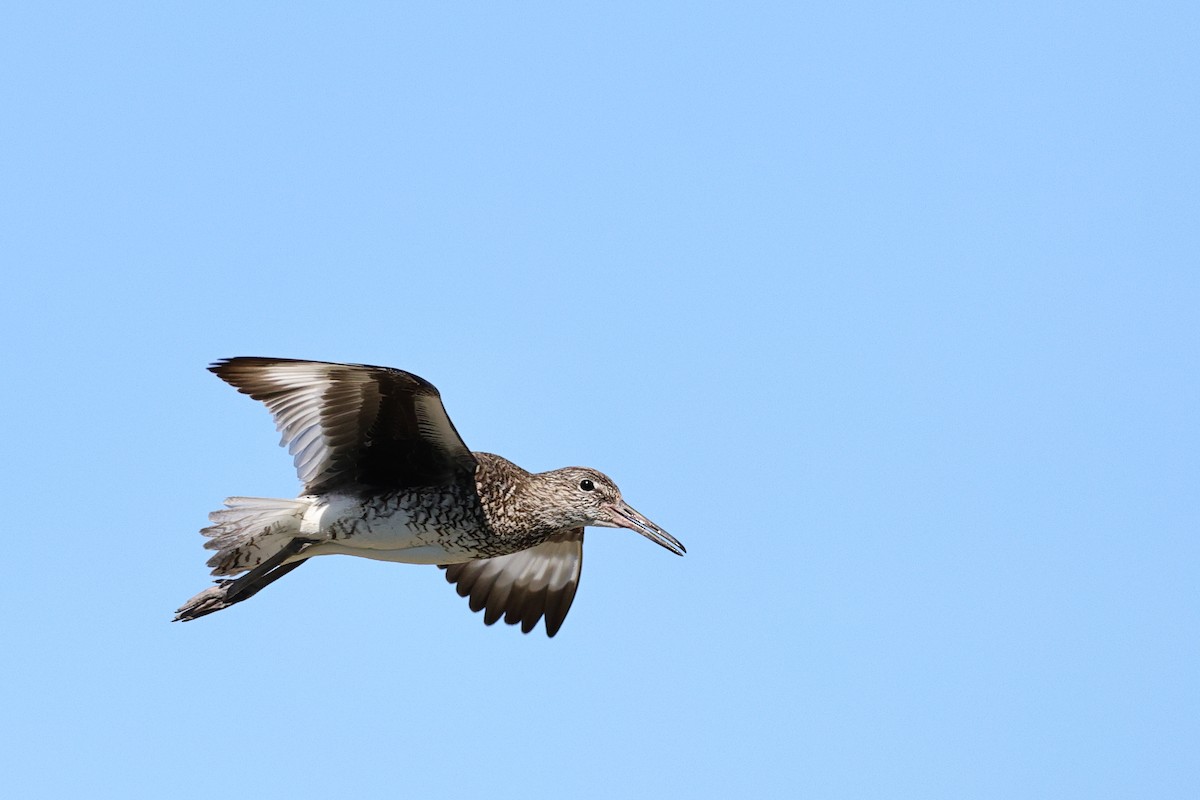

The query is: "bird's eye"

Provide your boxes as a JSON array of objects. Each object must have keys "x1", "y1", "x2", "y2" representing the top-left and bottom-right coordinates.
[{"x1": 579, "y1": 479, "x2": 595, "y2": 492}]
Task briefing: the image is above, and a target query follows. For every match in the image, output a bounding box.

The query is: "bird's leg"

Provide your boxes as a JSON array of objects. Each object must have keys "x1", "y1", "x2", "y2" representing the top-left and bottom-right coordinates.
[{"x1": 174, "y1": 537, "x2": 315, "y2": 621}]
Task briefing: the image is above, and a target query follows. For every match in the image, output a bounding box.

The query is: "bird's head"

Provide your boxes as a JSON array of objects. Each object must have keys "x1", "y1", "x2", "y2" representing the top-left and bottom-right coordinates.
[{"x1": 536, "y1": 467, "x2": 686, "y2": 556}]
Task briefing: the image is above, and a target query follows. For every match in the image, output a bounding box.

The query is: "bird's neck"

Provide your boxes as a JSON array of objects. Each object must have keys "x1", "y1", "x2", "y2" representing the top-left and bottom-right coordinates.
[{"x1": 473, "y1": 452, "x2": 574, "y2": 542}]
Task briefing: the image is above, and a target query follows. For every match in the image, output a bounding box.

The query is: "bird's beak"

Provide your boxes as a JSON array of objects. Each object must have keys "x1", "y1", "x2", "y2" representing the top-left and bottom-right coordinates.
[{"x1": 607, "y1": 502, "x2": 686, "y2": 556}]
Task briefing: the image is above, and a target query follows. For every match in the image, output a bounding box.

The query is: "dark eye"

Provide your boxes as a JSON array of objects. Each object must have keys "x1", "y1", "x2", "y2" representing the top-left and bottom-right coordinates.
[{"x1": 579, "y1": 479, "x2": 595, "y2": 492}]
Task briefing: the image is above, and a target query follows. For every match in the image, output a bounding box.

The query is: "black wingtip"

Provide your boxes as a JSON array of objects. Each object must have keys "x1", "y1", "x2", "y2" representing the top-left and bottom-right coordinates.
[{"x1": 207, "y1": 357, "x2": 243, "y2": 376}]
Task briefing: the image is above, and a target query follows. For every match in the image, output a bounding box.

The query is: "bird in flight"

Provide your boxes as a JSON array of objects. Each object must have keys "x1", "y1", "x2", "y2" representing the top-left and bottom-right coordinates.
[{"x1": 175, "y1": 357, "x2": 685, "y2": 636}]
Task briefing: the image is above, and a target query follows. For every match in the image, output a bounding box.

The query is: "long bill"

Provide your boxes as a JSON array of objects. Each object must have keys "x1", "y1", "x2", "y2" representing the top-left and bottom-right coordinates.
[{"x1": 608, "y1": 503, "x2": 686, "y2": 556}]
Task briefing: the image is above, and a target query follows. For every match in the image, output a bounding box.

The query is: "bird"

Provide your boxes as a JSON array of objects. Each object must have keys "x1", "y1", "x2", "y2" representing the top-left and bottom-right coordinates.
[{"x1": 175, "y1": 357, "x2": 685, "y2": 636}]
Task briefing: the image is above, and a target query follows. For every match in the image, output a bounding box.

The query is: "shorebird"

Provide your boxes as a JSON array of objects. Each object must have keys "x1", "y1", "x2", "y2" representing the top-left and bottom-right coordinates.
[{"x1": 175, "y1": 357, "x2": 685, "y2": 636}]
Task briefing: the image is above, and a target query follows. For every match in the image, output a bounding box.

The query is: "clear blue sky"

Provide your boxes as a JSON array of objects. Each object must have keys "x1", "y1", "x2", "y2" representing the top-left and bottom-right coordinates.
[{"x1": 2, "y1": 3, "x2": 1196, "y2": 798}]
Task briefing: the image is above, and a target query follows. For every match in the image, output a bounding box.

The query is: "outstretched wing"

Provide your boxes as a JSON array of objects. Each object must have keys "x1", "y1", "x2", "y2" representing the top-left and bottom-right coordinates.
[
  {"x1": 440, "y1": 529, "x2": 584, "y2": 637},
  {"x1": 210, "y1": 357, "x2": 477, "y2": 495}
]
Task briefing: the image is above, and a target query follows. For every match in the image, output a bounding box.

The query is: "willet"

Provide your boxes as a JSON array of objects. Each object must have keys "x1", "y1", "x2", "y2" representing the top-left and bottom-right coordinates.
[{"x1": 175, "y1": 357, "x2": 685, "y2": 636}]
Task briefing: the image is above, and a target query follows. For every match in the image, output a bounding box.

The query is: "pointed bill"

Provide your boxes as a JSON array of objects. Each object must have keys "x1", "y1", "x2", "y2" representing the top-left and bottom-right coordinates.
[{"x1": 608, "y1": 503, "x2": 686, "y2": 556}]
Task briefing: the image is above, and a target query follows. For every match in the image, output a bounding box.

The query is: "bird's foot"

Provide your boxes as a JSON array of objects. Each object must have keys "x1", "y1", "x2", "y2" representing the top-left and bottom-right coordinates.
[{"x1": 173, "y1": 580, "x2": 235, "y2": 622}]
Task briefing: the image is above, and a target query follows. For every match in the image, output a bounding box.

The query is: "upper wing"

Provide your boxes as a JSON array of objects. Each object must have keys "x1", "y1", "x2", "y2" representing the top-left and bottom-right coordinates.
[
  {"x1": 210, "y1": 357, "x2": 477, "y2": 494},
  {"x1": 440, "y1": 529, "x2": 584, "y2": 637}
]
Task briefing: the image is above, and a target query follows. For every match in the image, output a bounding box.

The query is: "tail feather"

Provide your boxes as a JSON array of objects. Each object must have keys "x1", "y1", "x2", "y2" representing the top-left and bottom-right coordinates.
[{"x1": 201, "y1": 497, "x2": 310, "y2": 576}]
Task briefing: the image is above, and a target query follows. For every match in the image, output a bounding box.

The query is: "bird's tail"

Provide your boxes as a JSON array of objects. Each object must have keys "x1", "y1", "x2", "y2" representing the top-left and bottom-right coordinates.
[{"x1": 201, "y1": 496, "x2": 311, "y2": 576}]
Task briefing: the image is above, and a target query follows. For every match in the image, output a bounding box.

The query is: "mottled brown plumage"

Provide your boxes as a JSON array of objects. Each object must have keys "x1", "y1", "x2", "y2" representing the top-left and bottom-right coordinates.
[{"x1": 175, "y1": 357, "x2": 684, "y2": 636}]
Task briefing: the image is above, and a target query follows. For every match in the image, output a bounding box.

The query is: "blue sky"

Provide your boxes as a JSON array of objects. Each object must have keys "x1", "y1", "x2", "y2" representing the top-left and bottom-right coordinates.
[{"x1": 2, "y1": 3, "x2": 1197, "y2": 798}]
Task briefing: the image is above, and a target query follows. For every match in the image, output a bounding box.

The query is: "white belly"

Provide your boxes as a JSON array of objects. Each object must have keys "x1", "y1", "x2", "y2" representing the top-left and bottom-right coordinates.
[{"x1": 295, "y1": 494, "x2": 482, "y2": 565}]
